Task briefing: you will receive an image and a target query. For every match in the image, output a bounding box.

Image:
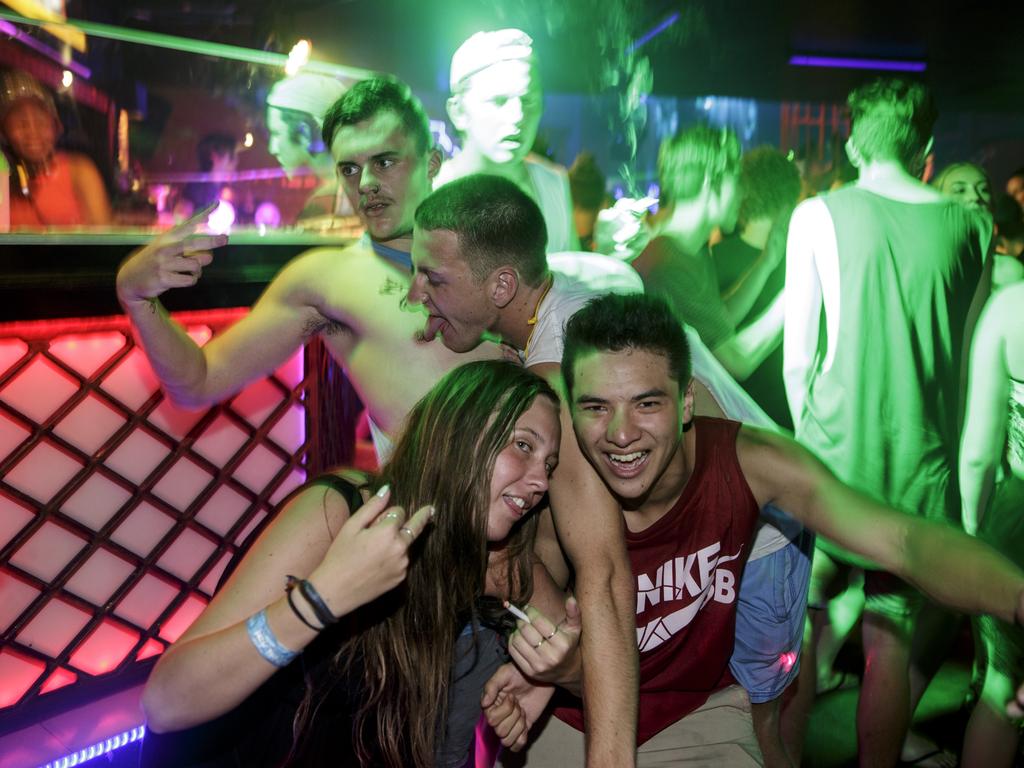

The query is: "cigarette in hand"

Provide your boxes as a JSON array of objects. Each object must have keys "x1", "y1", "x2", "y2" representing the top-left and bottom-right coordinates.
[{"x1": 503, "y1": 600, "x2": 531, "y2": 624}]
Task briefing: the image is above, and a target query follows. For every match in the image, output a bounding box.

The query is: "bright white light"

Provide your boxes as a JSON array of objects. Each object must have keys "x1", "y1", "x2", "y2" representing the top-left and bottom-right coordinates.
[
  {"x1": 285, "y1": 39, "x2": 312, "y2": 76},
  {"x1": 207, "y1": 199, "x2": 236, "y2": 235},
  {"x1": 254, "y1": 201, "x2": 282, "y2": 229},
  {"x1": 61, "y1": 70, "x2": 73, "y2": 89},
  {"x1": 429, "y1": 119, "x2": 455, "y2": 155},
  {"x1": 243, "y1": 132, "x2": 254, "y2": 148}
]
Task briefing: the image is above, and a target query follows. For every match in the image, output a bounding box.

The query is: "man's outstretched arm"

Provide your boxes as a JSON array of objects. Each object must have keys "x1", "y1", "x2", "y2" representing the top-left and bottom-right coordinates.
[
  {"x1": 741, "y1": 427, "x2": 1024, "y2": 624},
  {"x1": 711, "y1": 293, "x2": 785, "y2": 382},
  {"x1": 116, "y1": 220, "x2": 335, "y2": 407}
]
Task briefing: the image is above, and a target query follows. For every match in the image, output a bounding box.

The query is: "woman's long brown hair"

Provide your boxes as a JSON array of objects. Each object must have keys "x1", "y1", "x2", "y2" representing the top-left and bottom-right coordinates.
[{"x1": 337, "y1": 360, "x2": 558, "y2": 766}]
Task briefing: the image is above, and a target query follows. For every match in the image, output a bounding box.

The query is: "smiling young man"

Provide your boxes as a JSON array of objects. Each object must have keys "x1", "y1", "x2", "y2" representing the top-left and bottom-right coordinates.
[{"x1": 490, "y1": 292, "x2": 1024, "y2": 767}]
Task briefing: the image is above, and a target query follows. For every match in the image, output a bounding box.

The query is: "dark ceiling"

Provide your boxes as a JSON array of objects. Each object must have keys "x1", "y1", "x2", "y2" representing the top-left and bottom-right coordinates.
[{"x1": 73, "y1": 0, "x2": 1023, "y2": 112}]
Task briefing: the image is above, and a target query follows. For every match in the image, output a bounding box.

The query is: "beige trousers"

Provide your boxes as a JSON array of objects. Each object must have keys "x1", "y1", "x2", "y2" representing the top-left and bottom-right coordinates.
[{"x1": 499, "y1": 684, "x2": 764, "y2": 767}]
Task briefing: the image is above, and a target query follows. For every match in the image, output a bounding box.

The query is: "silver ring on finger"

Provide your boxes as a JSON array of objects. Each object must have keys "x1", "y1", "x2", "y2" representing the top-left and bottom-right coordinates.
[
  {"x1": 544, "y1": 628, "x2": 557, "y2": 640},
  {"x1": 398, "y1": 526, "x2": 415, "y2": 540},
  {"x1": 383, "y1": 511, "x2": 401, "y2": 520},
  {"x1": 531, "y1": 637, "x2": 544, "y2": 649}
]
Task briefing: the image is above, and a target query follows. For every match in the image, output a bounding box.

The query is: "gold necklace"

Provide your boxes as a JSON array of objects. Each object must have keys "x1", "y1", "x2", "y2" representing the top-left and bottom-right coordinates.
[{"x1": 522, "y1": 274, "x2": 554, "y2": 358}]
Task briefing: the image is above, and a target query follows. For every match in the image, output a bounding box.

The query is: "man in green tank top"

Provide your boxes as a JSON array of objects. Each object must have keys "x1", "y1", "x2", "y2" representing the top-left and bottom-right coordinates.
[{"x1": 784, "y1": 78, "x2": 992, "y2": 767}]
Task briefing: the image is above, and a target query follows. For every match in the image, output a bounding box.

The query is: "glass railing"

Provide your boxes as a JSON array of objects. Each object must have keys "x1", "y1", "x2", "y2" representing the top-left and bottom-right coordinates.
[{"x1": 0, "y1": 9, "x2": 370, "y2": 238}]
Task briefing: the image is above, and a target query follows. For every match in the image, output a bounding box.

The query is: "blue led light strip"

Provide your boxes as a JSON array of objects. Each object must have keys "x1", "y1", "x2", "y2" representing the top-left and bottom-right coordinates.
[
  {"x1": 629, "y1": 12, "x2": 681, "y2": 52},
  {"x1": 789, "y1": 54, "x2": 926, "y2": 72},
  {"x1": 38, "y1": 725, "x2": 146, "y2": 768}
]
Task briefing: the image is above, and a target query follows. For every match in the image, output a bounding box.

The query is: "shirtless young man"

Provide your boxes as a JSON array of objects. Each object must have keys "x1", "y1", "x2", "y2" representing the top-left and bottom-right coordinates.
[{"x1": 117, "y1": 76, "x2": 496, "y2": 449}]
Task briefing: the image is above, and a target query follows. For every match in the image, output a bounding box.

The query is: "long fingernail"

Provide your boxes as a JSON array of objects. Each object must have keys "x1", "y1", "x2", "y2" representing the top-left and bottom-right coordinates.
[
  {"x1": 376, "y1": 484, "x2": 390, "y2": 498},
  {"x1": 428, "y1": 505, "x2": 436, "y2": 519}
]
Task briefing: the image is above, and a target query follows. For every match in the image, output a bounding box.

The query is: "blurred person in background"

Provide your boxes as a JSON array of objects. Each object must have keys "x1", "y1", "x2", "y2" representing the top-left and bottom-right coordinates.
[
  {"x1": 1005, "y1": 167, "x2": 1024, "y2": 211},
  {"x1": 177, "y1": 133, "x2": 238, "y2": 218},
  {"x1": 437, "y1": 28, "x2": 578, "y2": 252},
  {"x1": 0, "y1": 69, "x2": 110, "y2": 227},
  {"x1": 993, "y1": 194, "x2": 1024, "y2": 260},
  {"x1": 635, "y1": 124, "x2": 782, "y2": 383},
  {"x1": 934, "y1": 162, "x2": 1023, "y2": 288},
  {"x1": 266, "y1": 71, "x2": 353, "y2": 225},
  {"x1": 785, "y1": 78, "x2": 991, "y2": 767},
  {"x1": 959, "y1": 281, "x2": 1024, "y2": 766},
  {"x1": 711, "y1": 146, "x2": 801, "y2": 430},
  {"x1": 567, "y1": 151, "x2": 607, "y2": 251}
]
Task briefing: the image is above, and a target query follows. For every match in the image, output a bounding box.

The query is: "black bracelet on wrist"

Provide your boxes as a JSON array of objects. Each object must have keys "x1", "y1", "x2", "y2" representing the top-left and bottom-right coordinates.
[
  {"x1": 295, "y1": 577, "x2": 339, "y2": 626},
  {"x1": 285, "y1": 577, "x2": 322, "y2": 631}
]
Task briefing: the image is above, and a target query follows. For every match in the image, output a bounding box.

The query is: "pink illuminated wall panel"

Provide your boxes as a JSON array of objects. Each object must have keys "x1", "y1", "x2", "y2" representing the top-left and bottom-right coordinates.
[{"x1": 0, "y1": 309, "x2": 310, "y2": 725}]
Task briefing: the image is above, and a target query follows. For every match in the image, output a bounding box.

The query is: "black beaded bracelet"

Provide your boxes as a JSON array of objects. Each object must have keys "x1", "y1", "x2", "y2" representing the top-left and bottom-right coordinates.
[
  {"x1": 285, "y1": 578, "x2": 321, "y2": 631},
  {"x1": 296, "y1": 577, "x2": 339, "y2": 626}
]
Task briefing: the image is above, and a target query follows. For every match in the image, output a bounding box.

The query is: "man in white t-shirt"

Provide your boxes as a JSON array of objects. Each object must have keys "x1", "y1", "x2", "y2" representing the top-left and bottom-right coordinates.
[
  {"x1": 407, "y1": 173, "x2": 642, "y2": 764},
  {"x1": 407, "y1": 173, "x2": 810, "y2": 767},
  {"x1": 435, "y1": 28, "x2": 577, "y2": 253}
]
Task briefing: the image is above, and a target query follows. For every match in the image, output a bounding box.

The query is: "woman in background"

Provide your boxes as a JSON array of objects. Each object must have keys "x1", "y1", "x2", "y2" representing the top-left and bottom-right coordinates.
[
  {"x1": 0, "y1": 70, "x2": 111, "y2": 227},
  {"x1": 933, "y1": 161, "x2": 1022, "y2": 288}
]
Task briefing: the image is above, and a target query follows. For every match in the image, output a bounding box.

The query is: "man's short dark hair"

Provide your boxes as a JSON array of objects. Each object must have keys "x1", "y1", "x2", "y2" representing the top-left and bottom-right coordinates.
[
  {"x1": 657, "y1": 124, "x2": 741, "y2": 207},
  {"x1": 414, "y1": 174, "x2": 548, "y2": 286},
  {"x1": 321, "y1": 76, "x2": 432, "y2": 154},
  {"x1": 847, "y1": 78, "x2": 937, "y2": 169},
  {"x1": 738, "y1": 146, "x2": 801, "y2": 225},
  {"x1": 562, "y1": 293, "x2": 692, "y2": 398}
]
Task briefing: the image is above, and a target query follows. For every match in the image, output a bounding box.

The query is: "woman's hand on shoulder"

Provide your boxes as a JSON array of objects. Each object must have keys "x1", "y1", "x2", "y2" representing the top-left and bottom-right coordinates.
[{"x1": 307, "y1": 486, "x2": 434, "y2": 618}]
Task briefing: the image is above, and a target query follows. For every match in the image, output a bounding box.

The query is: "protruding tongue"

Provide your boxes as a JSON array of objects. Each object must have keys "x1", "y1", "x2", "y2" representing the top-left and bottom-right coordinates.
[{"x1": 423, "y1": 315, "x2": 446, "y2": 342}]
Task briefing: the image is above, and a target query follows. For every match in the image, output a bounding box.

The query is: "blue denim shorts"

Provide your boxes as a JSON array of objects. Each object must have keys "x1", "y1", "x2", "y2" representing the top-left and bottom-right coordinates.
[{"x1": 729, "y1": 530, "x2": 814, "y2": 703}]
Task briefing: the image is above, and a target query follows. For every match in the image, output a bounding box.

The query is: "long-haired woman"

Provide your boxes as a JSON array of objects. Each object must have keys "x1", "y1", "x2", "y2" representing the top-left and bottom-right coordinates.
[{"x1": 140, "y1": 360, "x2": 562, "y2": 766}]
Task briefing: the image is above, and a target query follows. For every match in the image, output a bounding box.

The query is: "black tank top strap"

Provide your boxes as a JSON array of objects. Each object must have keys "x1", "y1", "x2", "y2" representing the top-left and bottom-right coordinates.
[
  {"x1": 303, "y1": 472, "x2": 367, "y2": 514},
  {"x1": 217, "y1": 473, "x2": 368, "y2": 593}
]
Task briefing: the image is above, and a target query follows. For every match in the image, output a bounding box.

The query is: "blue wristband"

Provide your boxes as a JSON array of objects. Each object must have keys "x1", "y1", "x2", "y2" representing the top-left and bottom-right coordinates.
[{"x1": 246, "y1": 609, "x2": 298, "y2": 667}]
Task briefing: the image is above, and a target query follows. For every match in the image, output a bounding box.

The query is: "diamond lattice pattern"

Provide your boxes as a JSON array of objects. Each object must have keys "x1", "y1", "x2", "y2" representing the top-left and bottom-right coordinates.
[{"x1": 0, "y1": 310, "x2": 309, "y2": 719}]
